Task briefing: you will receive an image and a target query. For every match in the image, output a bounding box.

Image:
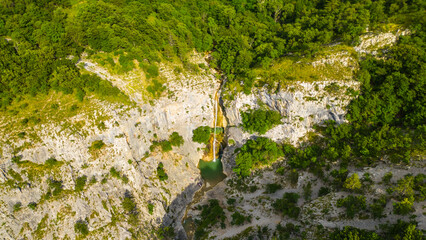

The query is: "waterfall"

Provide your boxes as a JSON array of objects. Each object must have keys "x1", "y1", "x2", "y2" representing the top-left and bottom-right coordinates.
[{"x1": 213, "y1": 91, "x2": 218, "y2": 162}]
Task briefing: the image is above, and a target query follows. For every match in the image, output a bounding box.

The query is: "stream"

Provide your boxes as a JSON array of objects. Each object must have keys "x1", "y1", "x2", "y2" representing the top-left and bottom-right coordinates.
[{"x1": 181, "y1": 80, "x2": 228, "y2": 239}]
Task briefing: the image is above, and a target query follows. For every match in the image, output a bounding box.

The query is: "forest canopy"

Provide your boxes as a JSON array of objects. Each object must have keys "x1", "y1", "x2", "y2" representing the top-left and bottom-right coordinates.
[{"x1": 1, "y1": 0, "x2": 425, "y2": 107}]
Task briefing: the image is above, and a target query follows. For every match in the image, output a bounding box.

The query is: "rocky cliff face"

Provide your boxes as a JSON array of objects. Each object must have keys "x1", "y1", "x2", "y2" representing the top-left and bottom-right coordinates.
[
  {"x1": 0, "y1": 29, "x2": 410, "y2": 239},
  {"x1": 0, "y1": 56, "x2": 219, "y2": 239}
]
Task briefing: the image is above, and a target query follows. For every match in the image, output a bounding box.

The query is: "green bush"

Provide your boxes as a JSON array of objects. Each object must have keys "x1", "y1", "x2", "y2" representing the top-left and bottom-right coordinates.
[
  {"x1": 241, "y1": 109, "x2": 282, "y2": 134},
  {"x1": 13, "y1": 202, "x2": 22, "y2": 212},
  {"x1": 74, "y1": 219, "x2": 89, "y2": 236},
  {"x1": 89, "y1": 140, "x2": 105, "y2": 150},
  {"x1": 370, "y1": 196, "x2": 387, "y2": 219},
  {"x1": 231, "y1": 211, "x2": 249, "y2": 226},
  {"x1": 330, "y1": 226, "x2": 380, "y2": 240},
  {"x1": 17, "y1": 132, "x2": 26, "y2": 138},
  {"x1": 169, "y1": 132, "x2": 184, "y2": 147},
  {"x1": 148, "y1": 203, "x2": 154, "y2": 215},
  {"x1": 227, "y1": 198, "x2": 236, "y2": 205},
  {"x1": 382, "y1": 220, "x2": 424, "y2": 240},
  {"x1": 28, "y1": 202, "x2": 37, "y2": 210},
  {"x1": 8, "y1": 169, "x2": 23, "y2": 182},
  {"x1": 146, "y1": 79, "x2": 166, "y2": 98},
  {"x1": 192, "y1": 126, "x2": 211, "y2": 144},
  {"x1": 48, "y1": 179, "x2": 63, "y2": 197},
  {"x1": 318, "y1": 187, "x2": 331, "y2": 197},
  {"x1": 275, "y1": 223, "x2": 300, "y2": 239},
  {"x1": 146, "y1": 64, "x2": 159, "y2": 78},
  {"x1": 194, "y1": 199, "x2": 226, "y2": 240},
  {"x1": 157, "y1": 163, "x2": 168, "y2": 181},
  {"x1": 273, "y1": 193, "x2": 300, "y2": 219},
  {"x1": 11, "y1": 155, "x2": 23, "y2": 164},
  {"x1": 75, "y1": 175, "x2": 87, "y2": 192},
  {"x1": 160, "y1": 141, "x2": 172, "y2": 152},
  {"x1": 337, "y1": 195, "x2": 367, "y2": 218},
  {"x1": 110, "y1": 167, "x2": 120, "y2": 179},
  {"x1": 393, "y1": 198, "x2": 414, "y2": 215},
  {"x1": 233, "y1": 137, "x2": 283, "y2": 177},
  {"x1": 45, "y1": 157, "x2": 61, "y2": 167},
  {"x1": 122, "y1": 190, "x2": 139, "y2": 226},
  {"x1": 118, "y1": 55, "x2": 135, "y2": 72},
  {"x1": 150, "y1": 140, "x2": 173, "y2": 152},
  {"x1": 265, "y1": 183, "x2": 282, "y2": 194}
]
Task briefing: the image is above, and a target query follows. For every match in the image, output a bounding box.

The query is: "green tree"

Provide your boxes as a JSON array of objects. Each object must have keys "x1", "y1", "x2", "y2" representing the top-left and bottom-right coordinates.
[
  {"x1": 241, "y1": 109, "x2": 282, "y2": 134},
  {"x1": 75, "y1": 175, "x2": 87, "y2": 192},
  {"x1": 157, "y1": 163, "x2": 168, "y2": 181},
  {"x1": 344, "y1": 173, "x2": 362, "y2": 191},
  {"x1": 74, "y1": 220, "x2": 89, "y2": 236},
  {"x1": 169, "y1": 132, "x2": 184, "y2": 147},
  {"x1": 192, "y1": 126, "x2": 211, "y2": 144},
  {"x1": 393, "y1": 197, "x2": 414, "y2": 215}
]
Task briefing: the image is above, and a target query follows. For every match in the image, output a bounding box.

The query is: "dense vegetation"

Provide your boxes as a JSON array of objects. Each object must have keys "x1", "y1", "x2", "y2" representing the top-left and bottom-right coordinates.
[
  {"x1": 150, "y1": 131, "x2": 184, "y2": 152},
  {"x1": 241, "y1": 109, "x2": 282, "y2": 134},
  {"x1": 1, "y1": 0, "x2": 424, "y2": 107},
  {"x1": 157, "y1": 163, "x2": 168, "y2": 181},
  {"x1": 1, "y1": 0, "x2": 425, "y2": 239},
  {"x1": 192, "y1": 126, "x2": 212, "y2": 144},
  {"x1": 194, "y1": 199, "x2": 226, "y2": 240},
  {"x1": 234, "y1": 137, "x2": 283, "y2": 177}
]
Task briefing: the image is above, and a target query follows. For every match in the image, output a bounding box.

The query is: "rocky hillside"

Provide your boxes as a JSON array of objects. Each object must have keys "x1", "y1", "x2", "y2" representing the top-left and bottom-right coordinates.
[
  {"x1": 0, "y1": 54, "x2": 219, "y2": 239},
  {"x1": 0, "y1": 27, "x2": 424, "y2": 240}
]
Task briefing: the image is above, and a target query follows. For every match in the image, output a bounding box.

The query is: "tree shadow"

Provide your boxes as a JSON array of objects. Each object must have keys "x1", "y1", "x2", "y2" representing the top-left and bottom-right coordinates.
[{"x1": 160, "y1": 181, "x2": 202, "y2": 240}]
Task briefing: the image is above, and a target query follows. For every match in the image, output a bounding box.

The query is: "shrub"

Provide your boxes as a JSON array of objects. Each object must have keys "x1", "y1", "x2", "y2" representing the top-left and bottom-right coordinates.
[
  {"x1": 318, "y1": 187, "x2": 331, "y2": 197},
  {"x1": 233, "y1": 137, "x2": 283, "y2": 177},
  {"x1": 122, "y1": 190, "x2": 137, "y2": 213},
  {"x1": 344, "y1": 173, "x2": 362, "y2": 190},
  {"x1": 160, "y1": 141, "x2": 172, "y2": 152},
  {"x1": 13, "y1": 202, "x2": 22, "y2": 212},
  {"x1": 11, "y1": 155, "x2": 23, "y2": 164},
  {"x1": 45, "y1": 157, "x2": 61, "y2": 167},
  {"x1": 241, "y1": 109, "x2": 282, "y2": 134},
  {"x1": 370, "y1": 195, "x2": 387, "y2": 219},
  {"x1": 48, "y1": 179, "x2": 63, "y2": 197},
  {"x1": 266, "y1": 183, "x2": 282, "y2": 194},
  {"x1": 382, "y1": 220, "x2": 424, "y2": 240},
  {"x1": 303, "y1": 182, "x2": 312, "y2": 200},
  {"x1": 74, "y1": 219, "x2": 89, "y2": 236},
  {"x1": 146, "y1": 64, "x2": 159, "y2": 78},
  {"x1": 231, "y1": 211, "x2": 248, "y2": 226},
  {"x1": 150, "y1": 140, "x2": 173, "y2": 152},
  {"x1": 8, "y1": 169, "x2": 23, "y2": 182},
  {"x1": 273, "y1": 193, "x2": 300, "y2": 219},
  {"x1": 393, "y1": 197, "x2": 414, "y2": 215},
  {"x1": 146, "y1": 79, "x2": 166, "y2": 98},
  {"x1": 148, "y1": 203, "x2": 154, "y2": 215},
  {"x1": 110, "y1": 167, "x2": 120, "y2": 179},
  {"x1": 227, "y1": 198, "x2": 236, "y2": 205},
  {"x1": 70, "y1": 104, "x2": 78, "y2": 111},
  {"x1": 275, "y1": 223, "x2": 300, "y2": 239},
  {"x1": 382, "y1": 172, "x2": 393, "y2": 184},
  {"x1": 157, "y1": 163, "x2": 168, "y2": 181},
  {"x1": 28, "y1": 202, "x2": 37, "y2": 210},
  {"x1": 194, "y1": 199, "x2": 226, "y2": 240},
  {"x1": 75, "y1": 175, "x2": 87, "y2": 192},
  {"x1": 337, "y1": 195, "x2": 367, "y2": 218},
  {"x1": 330, "y1": 226, "x2": 380, "y2": 240},
  {"x1": 17, "y1": 132, "x2": 26, "y2": 138},
  {"x1": 89, "y1": 140, "x2": 105, "y2": 150},
  {"x1": 192, "y1": 126, "x2": 211, "y2": 144},
  {"x1": 89, "y1": 176, "x2": 97, "y2": 184},
  {"x1": 118, "y1": 55, "x2": 135, "y2": 72},
  {"x1": 169, "y1": 132, "x2": 184, "y2": 147},
  {"x1": 122, "y1": 190, "x2": 139, "y2": 226}
]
